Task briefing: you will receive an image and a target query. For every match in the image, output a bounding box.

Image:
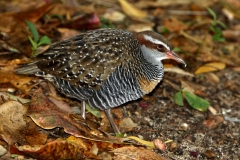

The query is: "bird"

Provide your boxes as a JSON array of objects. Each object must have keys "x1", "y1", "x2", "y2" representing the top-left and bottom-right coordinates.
[{"x1": 15, "y1": 28, "x2": 186, "y2": 134}]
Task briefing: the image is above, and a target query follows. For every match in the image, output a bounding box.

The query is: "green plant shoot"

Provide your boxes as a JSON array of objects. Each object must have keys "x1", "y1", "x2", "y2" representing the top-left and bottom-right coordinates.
[
  {"x1": 207, "y1": 8, "x2": 227, "y2": 42},
  {"x1": 25, "y1": 20, "x2": 51, "y2": 57},
  {"x1": 174, "y1": 90, "x2": 210, "y2": 111}
]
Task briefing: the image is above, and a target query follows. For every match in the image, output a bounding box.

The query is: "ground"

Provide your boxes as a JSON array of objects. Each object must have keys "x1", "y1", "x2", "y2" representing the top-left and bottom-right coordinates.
[
  {"x1": 0, "y1": 0, "x2": 240, "y2": 159},
  {"x1": 125, "y1": 69, "x2": 240, "y2": 159}
]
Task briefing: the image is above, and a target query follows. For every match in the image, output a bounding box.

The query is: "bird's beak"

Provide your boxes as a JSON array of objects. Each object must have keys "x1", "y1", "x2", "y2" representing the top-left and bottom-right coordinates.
[{"x1": 166, "y1": 51, "x2": 186, "y2": 67}]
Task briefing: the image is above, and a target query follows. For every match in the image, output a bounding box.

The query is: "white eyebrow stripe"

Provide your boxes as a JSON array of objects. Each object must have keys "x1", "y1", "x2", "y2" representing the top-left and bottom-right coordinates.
[{"x1": 143, "y1": 34, "x2": 170, "y2": 50}]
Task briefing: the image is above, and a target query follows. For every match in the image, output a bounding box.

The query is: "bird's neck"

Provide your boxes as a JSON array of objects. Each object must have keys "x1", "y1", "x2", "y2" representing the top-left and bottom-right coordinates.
[
  {"x1": 140, "y1": 45, "x2": 164, "y2": 69},
  {"x1": 134, "y1": 45, "x2": 164, "y2": 81},
  {"x1": 141, "y1": 45, "x2": 164, "y2": 67}
]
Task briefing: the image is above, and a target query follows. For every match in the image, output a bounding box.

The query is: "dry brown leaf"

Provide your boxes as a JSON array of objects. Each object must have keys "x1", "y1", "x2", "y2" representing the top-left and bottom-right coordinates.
[
  {"x1": 164, "y1": 17, "x2": 188, "y2": 32},
  {"x1": 205, "y1": 73, "x2": 220, "y2": 84},
  {"x1": 0, "y1": 101, "x2": 28, "y2": 145},
  {"x1": 180, "y1": 40, "x2": 199, "y2": 53},
  {"x1": 118, "y1": 0, "x2": 148, "y2": 20},
  {"x1": 24, "y1": 119, "x2": 49, "y2": 146},
  {"x1": 222, "y1": 29, "x2": 240, "y2": 40},
  {"x1": 28, "y1": 88, "x2": 125, "y2": 144},
  {"x1": 13, "y1": 137, "x2": 98, "y2": 160},
  {"x1": 112, "y1": 146, "x2": 168, "y2": 160},
  {"x1": 208, "y1": 106, "x2": 217, "y2": 115},
  {"x1": 0, "y1": 3, "x2": 54, "y2": 56},
  {"x1": 49, "y1": 3, "x2": 100, "y2": 30},
  {"x1": 232, "y1": 67, "x2": 240, "y2": 73},
  {"x1": 103, "y1": 11, "x2": 126, "y2": 22},
  {"x1": 180, "y1": 30, "x2": 203, "y2": 44},
  {"x1": 48, "y1": 96, "x2": 72, "y2": 114},
  {"x1": 0, "y1": 101, "x2": 27, "y2": 131},
  {"x1": 111, "y1": 107, "x2": 124, "y2": 119},
  {"x1": 195, "y1": 62, "x2": 226, "y2": 75},
  {"x1": 0, "y1": 70, "x2": 36, "y2": 94},
  {"x1": 196, "y1": 51, "x2": 236, "y2": 66},
  {"x1": 221, "y1": 0, "x2": 240, "y2": 19},
  {"x1": 181, "y1": 80, "x2": 207, "y2": 92},
  {"x1": 203, "y1": 116, "x2": 224, "y2": 129},
  {"x1": 135, "y1": 0, "x2": 214, "y2": 8},
  {"x1": 119, "y1": 118, "x2": 138, "y2": 132},
  {"x1": 58, "y1": 28, "x2": 80, "y2": 40},
  {"x1": 164, "y1": 66, "x2": 194, "y2": 77},
  {"x1": 127, "y1": 23, "x2": 154, "y2": 32},
  {"x1": 181, "y1": 80, "x2": 195, "y2": 94},
  {"x1": 48, "y1": 3, "x2": 94, "y2": 17},
  {"x1": 127, "y1": 136, "x2": 155, "y2": 149},
  {"x1": 28, "y1": 88, "x2": 103, "y2": 139},
  {"x1": 0, "y1": 0, "x2": 46, "y2": 12}
]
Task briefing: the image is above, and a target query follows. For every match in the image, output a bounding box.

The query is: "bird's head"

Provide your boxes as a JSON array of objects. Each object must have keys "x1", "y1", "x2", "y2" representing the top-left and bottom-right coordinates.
[{"x1": 134, "y1": 30, "x2": 186, "y2": 67}]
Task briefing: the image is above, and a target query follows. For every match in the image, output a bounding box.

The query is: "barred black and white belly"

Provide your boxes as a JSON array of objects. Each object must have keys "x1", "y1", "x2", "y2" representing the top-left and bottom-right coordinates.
[
  {"x1": 88, "y1": 66, "x2": 144, "y2": 110},
  {"x1": 52, "y1": 61, "x2": 163, "y2": 110},
  {"x1": 53, "y1": 77, "x2": 95, "y2": 101}
]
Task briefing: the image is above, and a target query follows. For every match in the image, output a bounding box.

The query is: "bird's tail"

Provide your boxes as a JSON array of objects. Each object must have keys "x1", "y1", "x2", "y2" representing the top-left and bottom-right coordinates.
[{"x1": 15, "y1": 62, "x2": 41, "y2": 75}]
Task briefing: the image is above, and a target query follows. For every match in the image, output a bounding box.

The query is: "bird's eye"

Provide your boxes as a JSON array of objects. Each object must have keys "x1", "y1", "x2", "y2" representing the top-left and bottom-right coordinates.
[{"x1": 157, "y1": 44, "x2": 164, "y2": 50}]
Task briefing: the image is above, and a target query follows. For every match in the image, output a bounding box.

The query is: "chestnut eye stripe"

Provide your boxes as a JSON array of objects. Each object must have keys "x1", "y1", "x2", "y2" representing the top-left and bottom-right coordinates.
[{"x1": 143, "y1": 34, "x2": 170, "y2": 51}]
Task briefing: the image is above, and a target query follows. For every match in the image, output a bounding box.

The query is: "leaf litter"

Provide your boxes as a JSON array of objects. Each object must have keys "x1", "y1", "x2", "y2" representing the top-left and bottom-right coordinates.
[{"x1": 0, "y1": 0, "x2": 240, "y2": 159}]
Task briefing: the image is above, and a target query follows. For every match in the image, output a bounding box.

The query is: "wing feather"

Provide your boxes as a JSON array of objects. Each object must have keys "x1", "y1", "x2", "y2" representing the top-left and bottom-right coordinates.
[{"x1": 35, "y1": 28, "x2": 139, "y2": 90}]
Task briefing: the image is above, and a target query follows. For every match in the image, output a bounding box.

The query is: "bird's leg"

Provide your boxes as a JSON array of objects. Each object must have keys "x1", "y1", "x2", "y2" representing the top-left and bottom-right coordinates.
[
  {"x1": 122, "y1": 106, "x2": 128, "y2": 117},
  {"x1": 104, "y1": 109, "x2": 121, "y2": 134},
  {"x1": 81, "y1": 101, "x2": 86, "y2": 119}
]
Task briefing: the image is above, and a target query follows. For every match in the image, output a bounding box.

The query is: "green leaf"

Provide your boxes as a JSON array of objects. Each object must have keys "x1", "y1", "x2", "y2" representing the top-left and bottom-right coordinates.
[
  {"x1": 31, "y1": 51, "x2": 38, "y2": 58},
  {"x1": 25, "y1": 20, "x2": 39, "y2": 43},
  {"x1": 51, "y1": 14, "x2": 64, "y2": 21},
  {"x1": 209, "y1": 26, "x2": 216, "y2": 32},
  {"x1": 161, "y1": 27, "x2": 169, "y2": 34},
  {"x1": 174, "y1": 91, "x2": 184, "y2": 106},
  {"x1": 212, "y1": 35, "x2": 225, "y2": 42},
  {"x1": 86, "y1": 103, "x2": 101, "y2": 118},
  {"x1": 183, "y1": 91, "x2": 210, "y2": 111},
  {"x1": 173, "y1": 47, "x2": 183, "y2": 53},
  {"x1": 116, "y1": 133, "x2": 125, "y2": 138},
  {"x1": 11, "y1": 154, "x2": 19, "y2": 158},
  {"x1": 28, "y1": 36, "x2": 37, "y2": 50},
  {"x1": 100, "y1": 17, "x2": 115, "y2": 28},
  {"x1": 207, "y1": 7, "x2": 217, "y2": 20},
  {"x1": 6, "y1": 93, "x2": 30, "y2": 104},
  {"x1": 38, "y1": 35, "x2": 52, "y2": 46},
  {"x1": 210, "y1": 20, "x2": 216, "y2": 27},
  {"x1": 216, "y1": 21, "x2": 227, "y2": 29},
  {"x1": 215, "y1": 27, "x2": 223, "y2": 35}
]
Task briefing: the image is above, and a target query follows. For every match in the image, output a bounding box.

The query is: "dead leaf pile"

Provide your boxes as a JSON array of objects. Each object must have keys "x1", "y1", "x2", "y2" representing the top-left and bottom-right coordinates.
[{"x1": 0, "y1": 0, "x2": 240, "y2": 159}]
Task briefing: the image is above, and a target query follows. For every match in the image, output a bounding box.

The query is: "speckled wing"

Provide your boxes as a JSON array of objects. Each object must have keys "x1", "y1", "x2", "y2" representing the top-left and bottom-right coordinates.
[{"x1": 36, "y1": 28, "x2": 139, "y2": 90}]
